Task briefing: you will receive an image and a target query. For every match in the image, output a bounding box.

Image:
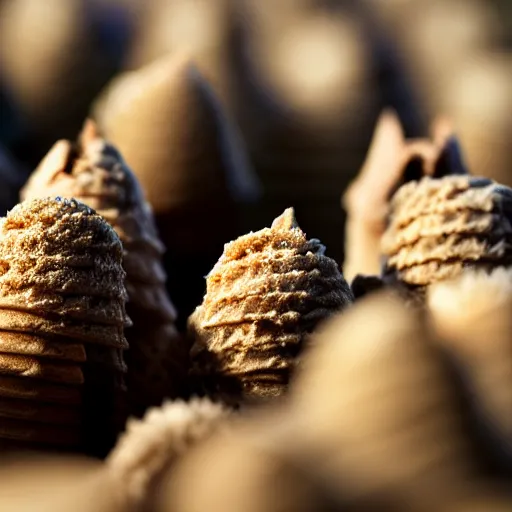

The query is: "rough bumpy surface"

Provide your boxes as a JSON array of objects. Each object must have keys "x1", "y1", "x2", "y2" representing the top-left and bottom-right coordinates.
[
  {"x1": 382, "y1": 175, "x2": 512, "y2": 290},
  {"x1": 22, "y1": 121, "x2": 188, "y2": 418},
  {"x1": 0, "y1": 197, "x2": 129, "y2": 456},
  {"x1": 188, "y1": 208, "x2": 353, "y2": 406}
]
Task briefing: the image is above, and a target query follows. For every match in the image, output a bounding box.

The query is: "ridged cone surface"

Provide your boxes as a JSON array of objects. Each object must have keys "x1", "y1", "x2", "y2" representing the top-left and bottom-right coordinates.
[
  {"x1": 22, "y1": 123, "x2": 188, "y2": 418},
  {"x1": 189, "y1": 208, "x2": 353, "y2": 406},
  {"x1": 382, "y1": 175, "x2": 512, "y2": 287},
  {"x1": 0, "y1": 197, "x2": 128, "y2": 456}
]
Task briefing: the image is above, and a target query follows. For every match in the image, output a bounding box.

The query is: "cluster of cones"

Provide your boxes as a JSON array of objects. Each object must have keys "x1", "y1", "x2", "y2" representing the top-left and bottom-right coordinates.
[
  {"x1": 0, "y1": 197, "x2": 129, "y2": 456},
  {"x1": 21, "y1": 121, "x2": 187, "y2": 418},
  {"x1": 189, "y1": 208, "x2": 353, "y2": 406}
]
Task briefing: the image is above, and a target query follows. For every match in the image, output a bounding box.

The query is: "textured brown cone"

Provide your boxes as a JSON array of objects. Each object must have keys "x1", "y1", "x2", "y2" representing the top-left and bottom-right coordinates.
[
  {"x1": 189, "y1": 208, "x2": 353, "y2": 406},
  {"x1": 92, "y1": 52, "x2": 261, "y2": 324},
  {"x1": 0, "y1": 197, "x2": 129, "y2": 456},
  {"x1": 22, "y1": 122, "x2": 190, "y2": 418}
]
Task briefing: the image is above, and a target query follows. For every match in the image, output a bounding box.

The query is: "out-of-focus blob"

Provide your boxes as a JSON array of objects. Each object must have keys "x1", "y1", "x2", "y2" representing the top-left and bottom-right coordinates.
[
  {"x1": 381, "y1": 174, "x2": 512, "y2": 301},
  {"x1": 227, "y1": 0, "x2": 426, "y2": 265},
  {"x1": 0, "y1": 0, "x2": 128, "y2": 162},
  {"x1": 156, "y1": 411, "x2": 347, "y2": 512},
  {"x1": 92, "y1": 52, "x2": 261, "y2": 324},
  {"x1": 106, "y1": 397, "x2": 231, "y2": 511},
  {"x1": 290, "y1": 292, "x2": 480, "y2": 500},
  {"x1": 441, "y1": 53, "x2": 512, "y2": 187},
  {"x1": 428, "y1": 267, "x2": 512, "y2": 473},
  {"x1": 0, "y1": 455, "x2": 122, "y2": 512},
  {"x1": 127, "y1": 0, "x2": 235, "y2": 105},
  {"x1": 369, "y1": 0, "x2": 505, "y2": 113},
  {"x1": 188, "y1": 208, "x2": 353, "y2": 406}
]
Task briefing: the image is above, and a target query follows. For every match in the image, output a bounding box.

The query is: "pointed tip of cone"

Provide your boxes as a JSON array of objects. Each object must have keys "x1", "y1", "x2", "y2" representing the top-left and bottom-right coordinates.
[
  {"x1": 432, "y1": 116, "x2": 455, "y2": 146},
  {"x1": 360, "y1": 108, "x2": 406, "y2": 174},
  {"x1": 79, "y1": 118, "x2": 102, "y2": 148},
  {"x1": 271, "y1": 207, "x2": 299, "y2": 230}
]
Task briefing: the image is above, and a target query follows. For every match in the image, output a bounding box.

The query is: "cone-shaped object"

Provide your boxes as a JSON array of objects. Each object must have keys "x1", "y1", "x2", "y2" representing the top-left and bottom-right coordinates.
[
  {"x1": 22, "y1": 121, "x2": 189, "y2": 418},
  {"x1": 0, "y1": 197, "x2": 129, "y2": 456},
  {"x1": 291, "y1": 292, "x2": 481, "y2": 499},
  {"x1": 188, "y1": 208, "x2": 353, "y2": 406},
  {"x1": 343, "y1": 113, "x2": 467, "y2": 282},
  {"x1": 93, "y1": 53, "x2": 261, "y2": 324}
]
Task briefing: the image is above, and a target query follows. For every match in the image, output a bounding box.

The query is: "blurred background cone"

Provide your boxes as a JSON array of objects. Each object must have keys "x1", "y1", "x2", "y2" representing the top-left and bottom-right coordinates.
[{"x1": 92, "y1": 52, "x2": 261, "y2": 325}]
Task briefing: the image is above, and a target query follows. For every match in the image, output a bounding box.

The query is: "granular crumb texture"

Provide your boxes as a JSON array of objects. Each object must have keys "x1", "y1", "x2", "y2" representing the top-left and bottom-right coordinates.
[
  {"x1": 381, "y1": 174, "x2": 512, "y2": 296},
  {"x1": 188, "y1": 208, "x2": 354, "y2": 406},
  {"x1": 22, "y1": 121, "x2": 189, "y2": 418},
  {"x1": 0, "y1": 197, "x2": 129, "y2": 457}
]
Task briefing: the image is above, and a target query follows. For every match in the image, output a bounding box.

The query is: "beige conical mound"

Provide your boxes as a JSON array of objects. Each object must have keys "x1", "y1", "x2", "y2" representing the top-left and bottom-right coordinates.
[
  {"x1": 291, "y1": 291, "x2": 481, "y2": 500},
  {"x1": 22, "y1": 121, "x2": 189, "y2": 418},
  {"x1": 188, "y1": 208, "x2": 353, "y2": 406}
]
